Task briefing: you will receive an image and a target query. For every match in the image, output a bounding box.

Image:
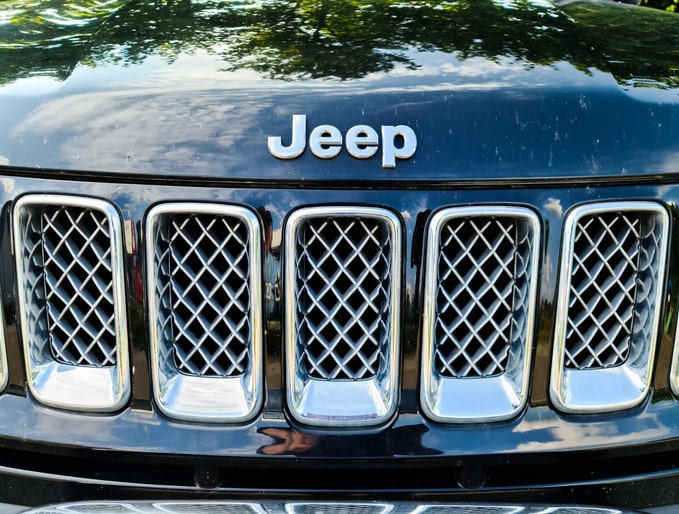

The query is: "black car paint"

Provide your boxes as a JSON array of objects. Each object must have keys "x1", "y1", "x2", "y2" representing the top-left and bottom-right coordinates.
[
  {"x1": 1, "y1": 0, "x2": 679, "y2": 510},
  {"x1": 1, "y1": 0, "x2": 679, "y2": 182}
]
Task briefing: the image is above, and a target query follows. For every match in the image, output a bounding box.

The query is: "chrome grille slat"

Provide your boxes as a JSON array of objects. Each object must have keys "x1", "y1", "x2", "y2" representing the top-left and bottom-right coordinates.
[
  {"x1": 297, "y1": 217, "x2": 390, "y2": 380},
  {"x1": 41, "y1": 206, "x2": 117, "y2": 367},
  {"x1": 551, "y1": 201, "x2": 669, "y2": 414},
  {"x1": 147, "y1": 203, "x2": 263, "y2": 422},
  {"x1": 13, "y1": 195, "x2": 130, "y2": 411},
  {"x1": 285, "y1": 206, "x2": 401, "y2": 427},
  {"x1": 421, "y1": 206, "x2": 540, "y2": 423},
  {"x1": 159, "y1": 213, "x2": 251, "y2": 378}
]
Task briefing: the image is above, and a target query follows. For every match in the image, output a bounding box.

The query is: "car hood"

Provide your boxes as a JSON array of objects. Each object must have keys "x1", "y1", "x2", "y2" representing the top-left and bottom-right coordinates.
[{"x1": 1, "y1": 0, "x2": 679, "y2": 183}]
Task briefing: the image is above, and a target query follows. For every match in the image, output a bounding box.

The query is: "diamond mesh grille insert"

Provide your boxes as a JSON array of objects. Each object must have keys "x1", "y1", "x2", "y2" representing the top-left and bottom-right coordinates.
[
  {"x1": 155, "y1": 214, "x2": 251, "y2": 377},
  {"x1": 291, "y1": 506, "x2": 388, "y2": 514},
  {"x1": 565, "y1": 211, "x2": 650, "y2": 370},
  {"x1": 38, "y1": 206, "x2": 117, "y2": 367},
  {"x1": 420, "y1": 508, "x2": 526, "y2": 514},
  {"x1": 434, "y1": 216, "x2": 528, "y2": 378},
  {"x1": 295, "y1": 216, "x2": 392, "y2": 380},
  {"x1": 158, "y1": 505, "x2": 261, "y2": 514}
]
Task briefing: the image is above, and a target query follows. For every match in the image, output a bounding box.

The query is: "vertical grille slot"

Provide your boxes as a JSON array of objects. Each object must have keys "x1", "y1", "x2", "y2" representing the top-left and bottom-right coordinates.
[
  {"x1": 435, "y1": 217, "x2": 519, "y2": 378},
  {"x1": 285, "y1": 206, "x2": 401, "y2": 427},
  {"x1": 296, "y1": 217, "x2": 391, "y2": 380},
  {"x1": 421, "y1": 206, "x2": 540, "y2": 423},
  {"x1": 14, "y1": 195, "x2": 129, "y2": 411},
  {"x1": 147, "y1": 203, "x2": 263, "y2": 422},
  {"x1": 40, "y1": 206, "x2": 117, "y2": 368},
  {"x1": 551, "y1": 201, "x2": 668, "y2": 414},
  {"x1": 157, "y1": 213, "x2": 251, "y2": 378},
  {"x1": 565, "y1": 212, "x2": 650, "y2": 370}
]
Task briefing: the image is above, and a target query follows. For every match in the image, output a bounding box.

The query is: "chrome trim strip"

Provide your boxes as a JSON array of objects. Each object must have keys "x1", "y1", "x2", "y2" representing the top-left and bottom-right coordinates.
[
  {"x1": 671, "y1": 307, "x2": 679, "y2": 397},
  {"x1": 285, "y1": 206, "x2": 401, "y2": 427},
  {"x1": 146, "y1": 203, "x2": 263, "y2": 422},
  {"x1": 0, "y1": 282, "x2": 6, "y2": 393},
  {"x1": 13, "y1": 195, "x2": 130, "y2": 412},
  {"x1": 19, "y1": 501, "x2": 634, "y2": 514},
  {"x1": 550, "y1": 201, "x2": 669, "y2": 414},
  {"x1": 420, "y1": 206, "x2": 540, "y2": 423}
]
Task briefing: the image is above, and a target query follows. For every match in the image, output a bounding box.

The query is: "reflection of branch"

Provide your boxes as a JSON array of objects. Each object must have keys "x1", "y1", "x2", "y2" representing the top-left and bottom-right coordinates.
[
  {"x1": 257, "y1": 424, "x2": 441, "y2": 457},
  {"x1": 259, "y1": 428, "x2": 319, "y2": 455},
  {"x1": 1, "y1": 0, "x2": 678, "y2": 88},
  {"x1": 313, "y1": 0, "x2": 329, "y2": 39}
]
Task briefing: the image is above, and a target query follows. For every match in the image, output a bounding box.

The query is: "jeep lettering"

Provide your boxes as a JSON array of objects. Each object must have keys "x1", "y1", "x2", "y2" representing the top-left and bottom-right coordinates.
[{"x1": 267, "y1": 114, "x2": 417, "y2": 168}]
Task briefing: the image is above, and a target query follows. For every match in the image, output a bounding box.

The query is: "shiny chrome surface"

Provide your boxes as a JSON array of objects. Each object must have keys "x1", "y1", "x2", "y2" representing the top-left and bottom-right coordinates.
[
  {"x1": 550, "y1": 201, "x2": 669, "y2": 414},
  {"x1": 0, "y1": 284, "x2": 6, "y2": 394},
  {"x1": 420, "y1": 206, "x2": 540, "y2": 423},
  {"x1": 266, "y1": 115, "x2": 416, "y2": 168},
  {"x1": 288, "y1": 504, "x2": 393, "y2": 514},
  {"x1": 146, "y1": 203, "x2": 263, "y2": 422},
  {"x1": 19, "y1": 501, "x2": 638, "y2": 514},
  {"x1": 285, "y1": 206, "x2": 401, "y2": 427},
  {"x1": 671, "y1": 299, "x2": 679, "y2": 397},
  {"x1": 12, "y1": 195, "x2": 129, "y2": 411}
]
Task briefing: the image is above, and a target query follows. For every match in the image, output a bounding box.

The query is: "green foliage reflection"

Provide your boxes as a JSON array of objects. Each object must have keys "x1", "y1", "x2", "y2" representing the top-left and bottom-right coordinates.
[{"x1": 0, "y1": 0, "x2": 678, "y2": 88}]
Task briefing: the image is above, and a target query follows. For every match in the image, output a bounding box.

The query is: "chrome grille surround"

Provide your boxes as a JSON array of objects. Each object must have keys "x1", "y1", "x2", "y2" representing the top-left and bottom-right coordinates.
[
  {"x1": 669, "y1": 320, "x2": 679, "y2": 407},
  {"x1": 0, "y1": 284, "x2": 6, "y2": 393},
  {"x1": 420, "y1": 206, "x2": 540, "y2": 422},
  {"x1": 13, "y1": 195, "x2": 130, "y2": 411},
  {"x1": 146, "y1": 203, "x2": 263, "y2": 422},
  {"x1": 285, "y1": 206, "x2": 401, "y2": 427},
  {"x1": 550, "y1": 201, "x2": 669, "y2": 414}
]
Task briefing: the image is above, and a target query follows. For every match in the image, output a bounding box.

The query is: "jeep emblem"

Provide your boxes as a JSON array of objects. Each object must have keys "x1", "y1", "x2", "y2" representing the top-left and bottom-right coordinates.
[{"x1": 268, "y1": 114, "x2": 417, "y2": 169}]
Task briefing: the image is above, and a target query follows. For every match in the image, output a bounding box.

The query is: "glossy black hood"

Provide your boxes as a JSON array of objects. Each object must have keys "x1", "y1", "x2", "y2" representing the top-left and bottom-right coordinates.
[{"x1": 1, "y1": 0, "x2": 679, "y2": 182}]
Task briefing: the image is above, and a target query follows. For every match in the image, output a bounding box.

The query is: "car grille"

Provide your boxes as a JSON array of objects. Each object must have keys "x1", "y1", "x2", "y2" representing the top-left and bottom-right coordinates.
[
  {"x1": 5, "y1": 196, "x2": 671, "y2": 424},
  {"x1": 284, "y1": 206, "x2": 401, "y2": 426},
  {"x1": 420, "y1": 206, "x2": 540, "y2": 422},
  {"x1": 13, "y1": 195, "x2": 129, "y2": 411},
  {"x1": 550, "y1": 201, "x2": 668, "y2": 414},
  {"x1": 146, "y1": 203, "x2": 263, "y2": 422}
]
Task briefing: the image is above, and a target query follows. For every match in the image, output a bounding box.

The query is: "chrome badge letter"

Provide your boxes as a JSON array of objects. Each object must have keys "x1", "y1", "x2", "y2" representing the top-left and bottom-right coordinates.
[
  {"x1": 268, "y1": 114, "x2": 417, "y2": 168},
  {"x1": 267, "y1": 114, "x2": 307, "y2": 159}
]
